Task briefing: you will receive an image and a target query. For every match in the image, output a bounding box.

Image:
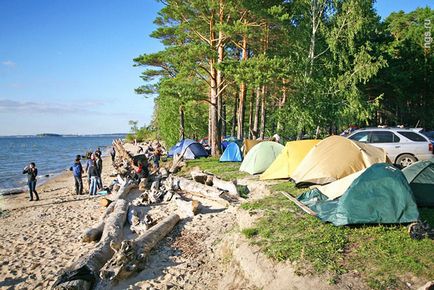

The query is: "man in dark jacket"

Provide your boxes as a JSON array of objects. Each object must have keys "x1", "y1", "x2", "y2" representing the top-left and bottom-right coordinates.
[
  {"x1": 23, "y1": 162, "x2": 39, "y2": 201},
  {"x1": 95, "y1": 152, "x2": 103, "y2": 189},
  {"x1": 70, "y1": 155, "x2": 84, "y2": 195}
]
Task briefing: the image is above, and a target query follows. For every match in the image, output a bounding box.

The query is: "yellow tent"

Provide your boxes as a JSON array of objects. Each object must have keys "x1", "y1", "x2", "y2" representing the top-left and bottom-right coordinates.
[
  {"x1": 290, "y1": 136, "x2": 389, "y2": 186},
  {"x1": 260, "y1": 139, "x2": 320, "y2": 180},
  {"x1": 243, "y1": 139, "x2": 262, "y2": 155}
]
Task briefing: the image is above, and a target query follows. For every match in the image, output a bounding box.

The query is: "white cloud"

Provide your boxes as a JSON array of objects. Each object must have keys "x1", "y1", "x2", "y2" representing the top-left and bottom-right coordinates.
[
  {"x1": 0, "y1": 99, "x2": 131, "y2": 116},
  {"x1": 1, "y1": 60, "x2": 16, "y2": 68},
  {"x1": 0, "y1": 99, "x2": 88, "y2": 114}
]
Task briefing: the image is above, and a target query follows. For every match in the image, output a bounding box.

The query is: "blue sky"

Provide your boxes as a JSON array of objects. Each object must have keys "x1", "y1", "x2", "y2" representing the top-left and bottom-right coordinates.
[{"x1": 0, "y1": 0, "x2": 432, "y2": 135}]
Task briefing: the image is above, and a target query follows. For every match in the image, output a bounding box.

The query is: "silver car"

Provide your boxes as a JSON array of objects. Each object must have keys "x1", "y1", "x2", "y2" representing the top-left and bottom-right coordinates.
[{"x1": 347, "y1": 128, "x2": 433, "y2": 167}]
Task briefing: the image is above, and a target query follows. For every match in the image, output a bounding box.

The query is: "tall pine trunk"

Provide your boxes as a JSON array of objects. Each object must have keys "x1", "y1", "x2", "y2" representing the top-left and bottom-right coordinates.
[
  {"x1": 248, "y1": 90, "x2": 254, "y2": 139},
  {"x1": 209, "y1": 9, "x2": 220, "y2": 156},
  {"x1": 276, "y1": 80, "x2": 287, "y2": 132},
  {"x1": 222, "y1": 101, "x2": 226, "y2": 137},
  {"x1": 179, "y1": 105, "x2": 185, "y2": 140},
  {"x1": 253, "y1": 87, "x2": 260, "y2": 138},
  {"x1": 231, "y1": 94, "x2": 238, "y2": 136},
  {"x1": 216, "y1": 0, "x2": 225, "y2": 147},
  {"x1": 237, "y1": 33, "x2": 248, "y2": 140},
  {"x1": 260, "y1": 85, "x2": 266, "y2": 139}
]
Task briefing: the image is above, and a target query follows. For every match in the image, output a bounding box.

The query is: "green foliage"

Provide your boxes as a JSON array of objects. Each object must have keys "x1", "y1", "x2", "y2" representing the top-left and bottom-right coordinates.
[
  {"x1": 136, "y1": 1, "x2": 433, "y2": 148},
  {"x1": 366, "y1": 7, "x2": 434, "y2": 128},
  {"x1": 126, "y1": 120, "x2": 157, "y2": 142}
]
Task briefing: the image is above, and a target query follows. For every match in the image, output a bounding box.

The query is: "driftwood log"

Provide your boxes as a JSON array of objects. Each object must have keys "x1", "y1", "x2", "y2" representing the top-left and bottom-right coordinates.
[
  {"x1": 54, "y1": 200, "x2": 129, "y2": 290},
  {"x1": 81, "y1": 181, "x2": 135, "y2": 243},
  {"x1": 211, "y1": 176, "x2": 239, "y2": 197},
  {"x1": 169, "y1": 176, "x2": 223, "y2": 199},
  {"x1": 98, "y1": 213, "x2": 181, "y2": 288},
  {"x1": 190, "y1": 170, "x2": 239, "y2": 197}
]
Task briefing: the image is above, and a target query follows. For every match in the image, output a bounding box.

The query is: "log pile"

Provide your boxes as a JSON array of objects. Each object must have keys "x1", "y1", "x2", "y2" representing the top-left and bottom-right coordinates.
[{"x1": 53, "y1": 140, "x2": 239, "y2": 289}]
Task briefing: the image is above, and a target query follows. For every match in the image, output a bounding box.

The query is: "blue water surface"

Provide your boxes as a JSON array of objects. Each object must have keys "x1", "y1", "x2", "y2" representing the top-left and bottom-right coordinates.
[{"x1": 0, "y1": 135, "x2": 123, "y2": 194}]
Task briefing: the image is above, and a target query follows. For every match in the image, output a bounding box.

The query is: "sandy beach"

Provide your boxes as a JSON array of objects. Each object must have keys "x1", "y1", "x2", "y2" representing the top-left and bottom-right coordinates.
[
  {"x1": 0, "y1": 155, "x2": 243, "y2": 290},
  {"x1": 0, "y1": 157, "x2": 113, "y2": 289}
]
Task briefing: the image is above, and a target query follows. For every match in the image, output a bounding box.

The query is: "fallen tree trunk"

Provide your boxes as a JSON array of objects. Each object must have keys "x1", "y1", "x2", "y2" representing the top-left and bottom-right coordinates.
[
  {"x1": 166, "y1": 176, "x2": 233, "y2": 206},
  {"x1": 81, "y1": 201, "x2": 115, "y2": 243},
  {"x1": 81, "y1": 181, "x2": 135, "y2": 243},
  {"x1": 170, "y1": 176, "x2": 223, "y2": 199},
  {"x1": 97, "y1": 213, "x2": 181, "y2": 288},
  {"x1": 212, "y1": 176, "x2": 239, "y2": 197},
  {"x1": 54, "y1": 200, "x2": 129, "y2": 290}
]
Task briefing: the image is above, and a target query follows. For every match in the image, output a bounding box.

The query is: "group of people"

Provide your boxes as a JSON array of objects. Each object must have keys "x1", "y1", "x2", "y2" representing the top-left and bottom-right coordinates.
[
  {"x1": 22, "y1": 142, "x2": 163, "y2": 201},
  {"x1": 70, "y1": 147, "x2": 104, "y2": 195}
]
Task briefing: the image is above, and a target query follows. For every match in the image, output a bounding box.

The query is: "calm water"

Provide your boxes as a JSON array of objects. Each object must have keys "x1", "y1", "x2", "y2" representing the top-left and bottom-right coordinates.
[{"x1": 0, "y1": 135, "x2": 123, "y2": 194}]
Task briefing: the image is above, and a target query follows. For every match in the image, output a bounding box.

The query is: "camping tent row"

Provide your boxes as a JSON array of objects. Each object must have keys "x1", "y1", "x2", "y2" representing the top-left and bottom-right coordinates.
[
  {"x1": 239, "y1": 136, "x2": 388, "y2": 186},
  {"x1": 168, "y1": 139, "x2": 208, "y2": 160}
]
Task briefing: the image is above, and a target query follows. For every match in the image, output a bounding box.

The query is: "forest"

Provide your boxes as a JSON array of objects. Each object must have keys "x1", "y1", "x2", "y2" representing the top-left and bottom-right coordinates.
[{"x1": 133, "y1": 0, "x2": 433, "y2": 155}]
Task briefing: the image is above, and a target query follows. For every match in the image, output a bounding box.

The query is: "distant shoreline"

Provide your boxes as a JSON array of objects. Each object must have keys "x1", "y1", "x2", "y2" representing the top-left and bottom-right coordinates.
[{"x1": 0, "y1": 133, "x2": 127, "y2": 138}]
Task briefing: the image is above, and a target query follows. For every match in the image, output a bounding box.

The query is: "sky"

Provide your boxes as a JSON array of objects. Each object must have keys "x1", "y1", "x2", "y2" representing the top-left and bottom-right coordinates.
[{"x1": 0, "y1": 0, "x2": 432, "y2": 136}]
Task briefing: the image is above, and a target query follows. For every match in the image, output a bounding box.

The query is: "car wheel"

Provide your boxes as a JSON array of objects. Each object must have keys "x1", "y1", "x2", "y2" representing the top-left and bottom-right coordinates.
[{"x1": 396, "y1": 154, "x2": 417, "y2": 168}]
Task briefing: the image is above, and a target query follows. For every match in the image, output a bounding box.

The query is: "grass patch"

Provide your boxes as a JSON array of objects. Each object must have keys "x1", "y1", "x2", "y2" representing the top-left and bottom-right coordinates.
[
  {"x1": 180, "y1": 157, "x2": 248, "y2": 181},
  {"x1": 269, "y1": 181, "x2": 305, "y2": 197},
  {"x1": 241, "y1": 192, "x2": 434, "y2": 289}
]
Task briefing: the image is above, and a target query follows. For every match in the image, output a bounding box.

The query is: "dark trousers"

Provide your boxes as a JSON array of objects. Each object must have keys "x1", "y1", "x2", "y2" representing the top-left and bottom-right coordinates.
[
  {"x1": 97, "y1": 173, "x2": 103, "y2": 188},
  {"x1": 74, "y1": 176, "x2": 83, "y2": 195},
  {"x1": 28, "y1": 180, "x2": 39, "y2": 200}
]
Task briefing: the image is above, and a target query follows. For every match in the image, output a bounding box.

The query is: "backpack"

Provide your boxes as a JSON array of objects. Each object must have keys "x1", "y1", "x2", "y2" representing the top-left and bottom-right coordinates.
[{"x1": 72, "y1": 163, "x2": 82, "y2": 176}]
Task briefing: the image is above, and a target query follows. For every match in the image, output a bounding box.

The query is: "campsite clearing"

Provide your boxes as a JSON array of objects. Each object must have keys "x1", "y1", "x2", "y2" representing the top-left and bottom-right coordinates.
[{"x1": 187, "y1": 158, "x2": 434, "y2": 290}]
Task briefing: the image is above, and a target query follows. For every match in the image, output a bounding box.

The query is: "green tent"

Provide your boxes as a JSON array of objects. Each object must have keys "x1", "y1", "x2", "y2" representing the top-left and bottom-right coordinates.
[
  {"x1": 239, "y1": 141, "x2": 284, "y2": 175},
  {"x1": 297, "y1": 163, "x2": 419, "y2": 226},
  {"x1": 402, "y1": 158, "x2": 434, "y2": 207}
]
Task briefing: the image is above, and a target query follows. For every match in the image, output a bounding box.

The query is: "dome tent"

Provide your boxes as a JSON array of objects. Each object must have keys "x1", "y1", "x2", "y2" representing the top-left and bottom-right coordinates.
[
  {"x1": 260, "y1": 139, "x2": 320, "y2": 180},
  {"x1": 220, "y1": 142, "x2": 243, "y2": 162},
  {"x1": 297, "y1": 163, "x2": 419, "y2": 226},
  {"x1": 291, "y1": 136, "x2": 389, "y2": 187},
  {"x1": 402, "y1": 158, "x2": 434, "y2": 207},
  {"x1": 240, "y1": 141, "x2": 284, "y2": 175},
  {"x1": 168, "y1": 139, "x2": 208, "y2": 160}
]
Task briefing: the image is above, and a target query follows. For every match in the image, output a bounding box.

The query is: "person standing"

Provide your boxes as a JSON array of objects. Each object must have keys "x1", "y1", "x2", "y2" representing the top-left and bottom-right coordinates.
[
  {"x1": 110, "y1": 146, "x2": 116, "y2": 163},
  {"x1": 88, "y1": 160, "x2": 99, "y2": 195},
  {"x1": 95, "y1": 152, "x2": 103, "y2": 189},
  {"x1": 23, "y1": 162, "x2": 39, "y2": 201},
  {"x1": 85, "y1": 153, "x2": 95, "y2": 191},
  {"x1": 152, "y1": 143, "x2": 162, "y2": 170},
  {"x1": 95, "y1": 147, "x2": 102, "y2": 157},
  {"x1": 69, "y1": 155, "x2": 84, "y2": 195}
]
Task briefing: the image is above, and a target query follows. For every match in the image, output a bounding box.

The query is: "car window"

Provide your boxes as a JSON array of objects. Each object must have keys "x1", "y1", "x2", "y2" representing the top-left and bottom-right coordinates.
[
  {"x1": 349, "y1": 132, "x2": 369, "y2": 142},
  {"x1": 398, "y1": 131, "x2": 427, "y2": 142},
  {"x1": 370, "y1": 131, "x2": 400, "y2": 143}
]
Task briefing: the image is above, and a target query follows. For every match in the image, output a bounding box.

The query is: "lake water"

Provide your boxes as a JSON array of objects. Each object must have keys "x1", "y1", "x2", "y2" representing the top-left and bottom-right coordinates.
[{"x1": 0, "y1": 135, "x2": 124, "y2": 195}]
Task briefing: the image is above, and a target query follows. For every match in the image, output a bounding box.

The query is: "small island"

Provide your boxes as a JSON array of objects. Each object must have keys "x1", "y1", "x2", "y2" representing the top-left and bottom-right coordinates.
[{"x1": 36, "y1": 133, "x2": 63, "y2": 137}]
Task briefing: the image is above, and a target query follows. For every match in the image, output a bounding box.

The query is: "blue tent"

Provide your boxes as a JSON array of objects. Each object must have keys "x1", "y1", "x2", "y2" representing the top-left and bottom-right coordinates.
[
  {"x1": 220, "y1": 142, "x2": 243, "y2": 162},
  {"x1": 168, "y1": 139, "x2": 208, "y2": 159},
  {"x1": 221, "y1": 137, "x2": 242, "y2": 151}
]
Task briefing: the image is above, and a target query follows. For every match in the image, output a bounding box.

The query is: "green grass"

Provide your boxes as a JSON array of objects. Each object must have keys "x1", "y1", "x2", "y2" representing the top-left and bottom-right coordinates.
[
  {"x1": 180, "y1": 157, "x2": 248, "y2": 181},
  {"x1": 241, "y1": 190, "x2": 434, "y2": 289},
  {"x1": 269, "y1": 181, "x2": 305, "y2": 197}
]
